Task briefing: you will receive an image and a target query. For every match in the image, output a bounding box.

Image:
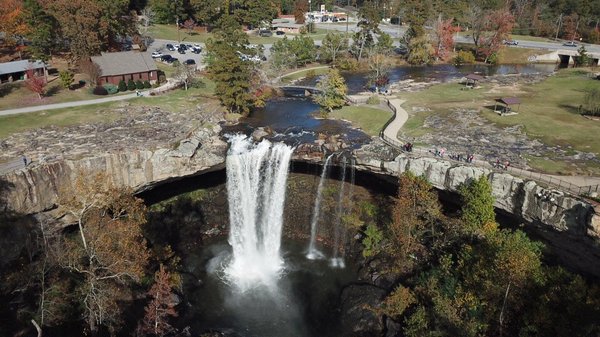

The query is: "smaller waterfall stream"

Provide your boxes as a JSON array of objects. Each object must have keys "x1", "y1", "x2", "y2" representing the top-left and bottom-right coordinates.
[
  {"x1": 330, "y1": 157, "x2": 347, "y2": 267},
  {"x1": 225, "y1": 135, "x2": 293, "y2": 291},
  {"x1": 306, "y1": 154, "x2": 333, "y2": 259}
]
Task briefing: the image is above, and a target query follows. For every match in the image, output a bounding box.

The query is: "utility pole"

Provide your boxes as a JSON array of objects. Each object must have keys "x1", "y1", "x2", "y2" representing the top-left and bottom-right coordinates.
[
  {"x1": 555, "y1": 13, "x2": 563, "y2": 41},
  {"x1": 176, "y1": 16, "x2": 181, "y2": 43}
]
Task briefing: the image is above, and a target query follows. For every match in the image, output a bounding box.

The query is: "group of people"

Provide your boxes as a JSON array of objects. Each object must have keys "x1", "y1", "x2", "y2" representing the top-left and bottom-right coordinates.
[
  {"x1": 402, "y1": 142, "x2": 414, "y2": 152},
  {"x1": 449, "y1": 153, "x2": 475, "y2": 163},
  {"x1": 431, "y1": 148, "x2": 446, "y2": 157},
  {"x1": 494, "y1": 159, "x2": 511, "y2": 170}
]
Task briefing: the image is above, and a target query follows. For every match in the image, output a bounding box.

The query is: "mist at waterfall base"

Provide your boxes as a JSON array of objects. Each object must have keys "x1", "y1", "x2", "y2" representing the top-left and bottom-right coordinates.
[{"x1": 183, "y1": 135, "x2": 356, "y2": 337}]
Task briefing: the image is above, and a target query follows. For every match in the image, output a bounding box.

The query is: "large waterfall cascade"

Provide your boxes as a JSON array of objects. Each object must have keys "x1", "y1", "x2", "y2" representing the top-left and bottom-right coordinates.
[
  {"x1": 330, "y1": 156, "x2": 347, "y2": 268},
  {"x1": 306, "y1": 154, "x2": 334, "y2": 260},
  {"x1": 225, "y1": 135, "x2": 293, "y2": 291}
]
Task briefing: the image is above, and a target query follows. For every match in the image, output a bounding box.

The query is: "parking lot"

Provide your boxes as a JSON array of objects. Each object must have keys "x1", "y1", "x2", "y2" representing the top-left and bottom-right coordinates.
[{"x1": 149, "y1": 39, "x2": 207, "y2": 70}]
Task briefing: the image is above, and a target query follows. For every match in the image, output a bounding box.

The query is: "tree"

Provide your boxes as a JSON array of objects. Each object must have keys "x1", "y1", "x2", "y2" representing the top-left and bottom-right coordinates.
[
  {"x1": 58, "y1": 70, "x2": 74, "y2": 89},
  {"x1": 375, "y1": 32, "x2": 394, "y2": 55},
  {"x1": 79, "y1": 59, "x2": 102, "y2": 87},
  {"x1": 139, "y1": 6, "x2": 155, "y2": 35},
  {"x1": 293, "y1": 0, "x2": 308, "y2": 24},
  {"x1": 459, "y1": 175, "x2": 495, "y2": 236},
  {"x1": 205, "y1": 15, "x2": 256, "y2": 115},
  {"x1": 25, "y1": 67, "x2": 47, "y2": 99},
  {"x1": 189, "y1": 0, "x2": 221, "y2": 26},
  {"x1": 137, "y1": 265, "x2": 179, "y2": 337},
  {"x1": 368, "y1": 53, "x2": 392, "y2": 93},
  {"x1": 269, "y1": 37, "x2": 296, "y2": 73},
  {"x1": 183, "y1": 18, "x2": 196, "y2": 35},
  {"x1": 230, "y1": 0, "x2": 278, "y2": 28},
  {"x1": 351, "y1": 1, "x2": 381, "y2": 60},
  {"x1": 173, "y1": 61, "x2": 197, "y2": 90},
  {"x1": 321, "y1": 32, "x2": 348, "y2": 65},
  {"x1": 575, "y1": 45, "x2": 590, "y2": 66},
  {"x1": 477, "y1": 8, "x2": 515, "y2": 63},
  {"x1": 563, "y1": 13, "x2": 580, "y2": 41},
  {"x1": 313, "y1": 68, "x2": 347, "y2": 113},
  {"x1": 432, "y1": 15, "x2": 459, "y2": 61},
  {"x1": 23, "y1": 0, "x2": 59, "y2": 62},
  {"x1": 149, "y1": 0, "x2": 185, "y2": 24},
  {"x1": 289, "y1": 35, "x2": 317, "y2": 66},
  {"x1": 57, "y1": 181, "x2": 150, "y2": 334},
  {"x1": 407, "y1": 35, "x2": 434, "y2": 65},
  {"x1": 0, "y1": 0, "x2": 29, "y2": 47}
]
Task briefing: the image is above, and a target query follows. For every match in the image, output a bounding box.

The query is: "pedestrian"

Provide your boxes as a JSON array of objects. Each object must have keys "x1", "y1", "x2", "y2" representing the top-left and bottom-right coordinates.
[
  {"x1": 22, "y1": 156, "x2": 28, "y2": 166},
  {"x1": 495, "y1": 158, "x2": 500, "y2": 168}
]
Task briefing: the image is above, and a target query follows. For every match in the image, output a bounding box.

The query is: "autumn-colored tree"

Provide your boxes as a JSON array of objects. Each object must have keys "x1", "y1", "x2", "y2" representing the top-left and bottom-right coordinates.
[
  {"x1": 563, "y1": 13, "x2": 580, "y2": 41},
  {"x1": 136, "y1": 265, "x2": 179, "y2": 337},
  {"x1": 79, "y1": 59, "x2": 102, "y2": 87},
  {"x1": 368, "y1": 53, "x2": 392, "y2": 93},
  {"x1": 183, "y1": 18, "x2": 196, "y2": 35},
  {"x1": 313, "y1": 68, "x2": 347, "y2": 114},
  {"x1": 478, "y1": 9, "x2": 515, "y2": 63},
  {"x1": 293, "y1": 0, "x2": 308, "y2": 24},
  {"x1": 25, "y1": 67, "x2": 47, "y2": 99},
  {"x1": 389, "y1": 172, "x2": 441, "y2": 272},
  {"x1": 0, "y1": 0, "x2": 29, "y2": 47},
  {"x1": 57, "y1": 175, "x2": 150, "y2": 334},
  {"x1": 432, "y1": 15, "x2": 459, "y2": 61}
]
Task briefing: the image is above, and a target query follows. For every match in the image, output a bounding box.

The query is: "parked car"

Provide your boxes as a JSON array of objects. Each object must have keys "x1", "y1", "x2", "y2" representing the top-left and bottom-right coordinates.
[
  {"x1": 185, "y1": 44, "x2": 193, "y2": 49},
  {"x1": 179, "y1": 44, "x2": 187, "y2": 50},
  {"x1": 275, "y1": 30, "x2": 285, "y2": 35},
  {"x1": 503, "y1": 40, "x2": 518, "y2": 45},
  {"x1": 160, "y1": 54, "x2": 173, "y2": 62},
  {"x1": 151, "y1": 51, "x2": 163, "y2": 58},
  {"x1": 166, "y1": 43, "x2": 175, "y2": 51},
  {"x1": 168, "y1": 57, "x2": 178, "y2": 64},
  {"x1": 259, "y1": 29, "x2": 272, "y2": 37},
  {"x1": 563, "y1": 41, "x2": 577, "y2": 47},
  {"x1": 184, "y1": 59, "x2": 196, "y2": 65},
  {"x1": 191, "y1": 47, "x2": 202, "y2": 54},
  {"x1": 178, "y1": 47, "x2": 186, "y2": 54}
]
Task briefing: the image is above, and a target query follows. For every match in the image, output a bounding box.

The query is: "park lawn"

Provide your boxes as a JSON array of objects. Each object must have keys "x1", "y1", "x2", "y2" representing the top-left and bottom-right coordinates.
[
  {"x1": 497, "y1": 47, "x2": 543, "y2": 64},
  {"x1": 0, "y1": 81, "x2": 218, "y2": 139},
  {"x1": 400, "y1": 68, "x2": 600, "y2": 174},
  {"x1": 148, "y1": 24, "x2": 280, "y2": 44},
  {"x1": 280, "y1": 66, "x2": 330, "y2": 83},
  {"x1": 329, "y1": 105, "x2": 392, "y2": 136},
  {"x1": 0, "y1": 80, "x2": 131, "y2": 111}
]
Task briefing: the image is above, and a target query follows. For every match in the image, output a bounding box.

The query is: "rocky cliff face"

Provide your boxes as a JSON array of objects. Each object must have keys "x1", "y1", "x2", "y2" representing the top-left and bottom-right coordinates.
[{"x1": 1, "y1": 127, "x2": 228, "y2": 214}]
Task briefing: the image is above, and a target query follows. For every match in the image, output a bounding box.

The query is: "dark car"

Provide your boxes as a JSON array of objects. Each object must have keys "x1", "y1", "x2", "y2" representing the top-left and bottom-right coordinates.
[
  {"x1": 178, "y1": 47, "x2": 186, "y2": 54},
  {"x1": 160, "y1": 54, "x2": 173, "y2": 62},
  {"x1": 563, "y1": 41, "x2": 577, "y2": 47},
  {"x1": 166, "y1": 43, "x2": 175, "y2": 51},
  {"x1": 275, "y1": 31, "x2": 285, "y2": 35},
  {"x1": 191, "y1": 47, "x2": 201, "y2": 54},
  {"x1": 168, "y1": 57, "x2": 178, "y2": 64},
  {"x1": 184, "y1": 59, "x2": 196, "y2": 65},
  {"x1": 179, "y1": 44, "x2": 187, "y2": 50},
  {"x1": 259, "y1": 29, "x2": 272, "y2": 37}
]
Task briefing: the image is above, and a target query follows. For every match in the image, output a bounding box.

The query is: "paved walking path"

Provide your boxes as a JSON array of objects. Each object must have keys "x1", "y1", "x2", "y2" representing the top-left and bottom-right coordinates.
[{"x1": 382, "y1": 98, "x2": 600, "y2": 195}]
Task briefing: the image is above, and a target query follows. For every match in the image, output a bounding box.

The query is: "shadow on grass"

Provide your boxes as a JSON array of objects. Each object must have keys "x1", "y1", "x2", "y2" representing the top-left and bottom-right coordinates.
[
  {"x1": 0, "y1": 83, "x2": 19, "y2": 98},
  {"x1": 45, "y1": 85, "x2": 61, "y2": 97},
  {"x1": 558, "y1": 104, "x2": 583, "y2": 115}
]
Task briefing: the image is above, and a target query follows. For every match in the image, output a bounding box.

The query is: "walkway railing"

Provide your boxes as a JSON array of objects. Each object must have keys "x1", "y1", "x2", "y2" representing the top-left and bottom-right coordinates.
[{"x1": 377, "y1": 98, "x2": 600, "y2": 197}]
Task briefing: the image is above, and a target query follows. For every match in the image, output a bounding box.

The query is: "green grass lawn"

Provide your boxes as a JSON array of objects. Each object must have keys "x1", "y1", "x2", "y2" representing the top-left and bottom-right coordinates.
[
  {"x1": 400, "y1": 68, "x2": 600, "y2": 174},
  {"x1": 148, "y1": 24, "x2": 281, "y2": 44},
  {"x1": 329, "y1": 105, "x2": 392, "y2": 136},
  {"x1": 280, "y1": 66, "x2": 330, "y2": 83},
  {"x1": 0, "y1": 80, "x2": 217, "y2": 139}
]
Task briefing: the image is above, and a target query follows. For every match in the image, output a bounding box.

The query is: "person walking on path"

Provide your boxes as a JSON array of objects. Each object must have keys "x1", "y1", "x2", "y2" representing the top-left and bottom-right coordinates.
[{"x1": 22, "y1": 156, "x2": 28, "y2": 167}]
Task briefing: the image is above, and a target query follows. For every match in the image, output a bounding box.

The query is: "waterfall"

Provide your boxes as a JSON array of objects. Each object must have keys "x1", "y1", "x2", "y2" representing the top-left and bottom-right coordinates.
[
  {"x1": 330, "y1": 156, "x2": 347, "y2": 268},
  {"x1": 306, "y1": 154, "x2": 333, "y2": 260},
  {"x1": 225, "y1": 135, "x2": 293, "y2": 291}
]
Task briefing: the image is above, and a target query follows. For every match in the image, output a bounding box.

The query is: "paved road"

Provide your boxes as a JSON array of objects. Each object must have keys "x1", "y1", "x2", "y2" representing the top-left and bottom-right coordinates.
[{"x1": 0, "y1": 92, "x2": 140, "y2": 117}]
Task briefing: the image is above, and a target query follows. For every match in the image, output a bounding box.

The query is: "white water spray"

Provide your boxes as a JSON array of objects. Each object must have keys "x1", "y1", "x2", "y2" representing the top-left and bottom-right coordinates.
[
  {"x1": 225, "y1": 135, "x2": 293, "y2": 291},
  {"x1": 306, "y1": 154, "x2": 334, "y2": 260},
  {"x1": 330, "y1": 157, "x2": 347, "y2": 268}
]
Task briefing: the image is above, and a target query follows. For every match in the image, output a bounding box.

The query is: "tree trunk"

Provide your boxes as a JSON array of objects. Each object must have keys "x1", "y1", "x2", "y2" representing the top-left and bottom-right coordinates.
[
  {"x1": 31, "y1": 319, "x2": 42, "y2": 337},
  {"x1": 499, "y1": 281, "x2": 511, "y2": 337}
]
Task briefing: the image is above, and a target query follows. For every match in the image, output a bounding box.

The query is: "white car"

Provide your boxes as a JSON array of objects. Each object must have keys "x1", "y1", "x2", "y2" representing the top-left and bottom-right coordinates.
[{"x1": 151, "y1": 51, "x2": 163, "y2": 58}]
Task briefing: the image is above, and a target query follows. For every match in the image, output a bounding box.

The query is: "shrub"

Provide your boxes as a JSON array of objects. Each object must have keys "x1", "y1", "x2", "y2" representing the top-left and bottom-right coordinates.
[
  {"x1": 118, "y1": 80, "x2": 127, "y2": 92},
  {"x1": 189, "y1": 78, "x2": 205, "y2": 89},
  {"x1": 127, "y1": 79, "x2": 136, "y2": 91},
  {"x1": 366, "y1": 95, "x2": 380, "y2": 105},
  {"x1": 453, "y1": 50, "x2": 476, "y2": 65},
  {"x1": 58, "y1": 70, "x2": 74, "y2": 89},
  {"x1": 143, "y1": 80, "x2": 151, "y2": 88},
  {"x1": 135, "y1": 80, "x2": 144, "y2": 90},
  {"x1": 486, "y1": 52, "x2": 498, "y2": 65},
  {"x1": 306, "y1": 69, "x2": 317, "y2": 79},
  {"x1": 92, "y1": 86, "x2": 109, "y2": 95},
  {"x1": 103, "y1": 83, "x2": 118, "y2": 94},
  {"x1": 335, "y1": 56, "x2": 358, "y2": 71}
]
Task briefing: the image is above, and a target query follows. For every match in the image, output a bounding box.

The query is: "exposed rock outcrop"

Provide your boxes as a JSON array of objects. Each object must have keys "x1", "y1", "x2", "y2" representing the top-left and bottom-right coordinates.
[{"x1": 1, "y1": 127, "x2": 227, "y2": 214}]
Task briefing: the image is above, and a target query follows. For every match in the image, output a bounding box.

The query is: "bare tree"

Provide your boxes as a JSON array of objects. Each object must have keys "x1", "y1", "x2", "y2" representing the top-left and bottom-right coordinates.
[
  {"x1": 140, "y1": 7, "x2": 155, "y2": 35},
  {"x1": 79, "y1": 59, "x2": 102, "y2": 87},
  {"x1": 173, "y1": 61, "x2": 197, "y2": 90}
]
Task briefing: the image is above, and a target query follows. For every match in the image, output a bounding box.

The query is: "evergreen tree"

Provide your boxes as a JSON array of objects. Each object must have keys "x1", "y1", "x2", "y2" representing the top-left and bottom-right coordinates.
[
  {"x1": 205, "y1": 15, "x2": 255, "y2": 115},
  {"x1": 459, "y1": 175, "x2": 495, "y2": 235},
  {"x1": 23, "y1": 0, "x2": 59, "y2": 62}
]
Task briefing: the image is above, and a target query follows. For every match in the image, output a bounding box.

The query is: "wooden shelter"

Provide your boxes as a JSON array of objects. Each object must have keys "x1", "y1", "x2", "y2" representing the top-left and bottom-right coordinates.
[
  {"x1": 494, "y1": 97, "x2": 521, "y2": 114},
  {"x1": 464, "y1": 73, "x2": 484, "y2": 88}
]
